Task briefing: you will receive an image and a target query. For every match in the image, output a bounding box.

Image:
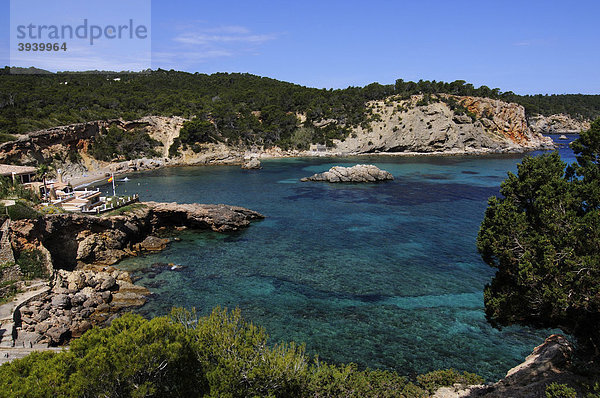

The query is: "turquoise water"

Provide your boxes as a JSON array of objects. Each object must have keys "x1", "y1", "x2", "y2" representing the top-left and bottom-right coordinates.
[{"x1": 98, "y1": 135, "x2": 574, "y2": 381}]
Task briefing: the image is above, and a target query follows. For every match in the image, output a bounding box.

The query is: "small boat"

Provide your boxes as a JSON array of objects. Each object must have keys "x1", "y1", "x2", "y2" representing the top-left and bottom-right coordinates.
[{"x1": 118, "y1": 177, "x2": 130, "y2": 182}]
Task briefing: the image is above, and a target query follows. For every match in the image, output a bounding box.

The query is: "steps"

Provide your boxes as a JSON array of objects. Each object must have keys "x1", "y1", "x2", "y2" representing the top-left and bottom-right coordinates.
[
  {"x1": 0, "y1": 321, "x2": 15, "y2": 348},
  {"x1": 0, "y1": 219, "x2": 15, "y2": 264},
  {"x1": 0, "y1": 282, "x2": 50, "y2": 349}
]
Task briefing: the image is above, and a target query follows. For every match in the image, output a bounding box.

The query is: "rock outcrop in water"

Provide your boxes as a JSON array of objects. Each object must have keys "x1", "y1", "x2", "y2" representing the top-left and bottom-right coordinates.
[
  {"x1": 301, "y1": 164, "x2": 393, "y2": 183},
  {"x1": 241, "y1": 157, "x2": 261, "y2": 169},
  {"x1": 10, "y1": 202, "x2": 264, "y2": 270}
]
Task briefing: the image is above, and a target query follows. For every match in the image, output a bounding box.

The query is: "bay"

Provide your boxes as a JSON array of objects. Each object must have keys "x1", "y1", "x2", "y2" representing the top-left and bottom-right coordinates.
[{"x1": 97, "y1": 134, "x2": 574, "y2": 380}]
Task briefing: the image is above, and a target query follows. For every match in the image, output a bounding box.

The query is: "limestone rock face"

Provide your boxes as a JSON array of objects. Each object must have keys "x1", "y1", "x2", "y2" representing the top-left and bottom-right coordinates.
[
  {"x1": 433, "y1": 334, "x2": 587, "y2": 398},
  {"x1": 0, "y1": 116, "x2": 186, "y2": 169},
  {"x1": 528, "y1": 114, "x2": 591, "y2": 134},
  {"x1": 301, "y1": 164, "x2": 393, "y2": 183},
  {"x1": 333, "y1": 95, "x2": 554, "y2": 154},
  {"x1": 241, "y1": 157, "x2": 261, "y2": 169}
]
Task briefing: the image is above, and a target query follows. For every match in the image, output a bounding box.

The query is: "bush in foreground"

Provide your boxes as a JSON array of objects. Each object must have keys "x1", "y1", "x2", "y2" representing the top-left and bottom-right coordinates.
[
  {"x1": 477, "y1": 120, "x2": 600, "y2": 358},
  {"x1": 0, "y1": 308, "x2": 483, "y2": 397}
]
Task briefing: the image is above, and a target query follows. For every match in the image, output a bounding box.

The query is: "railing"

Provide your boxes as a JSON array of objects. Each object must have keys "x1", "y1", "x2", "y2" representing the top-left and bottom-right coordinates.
[{"x1": 82, "y1": 194, "x2": 140, "y2": 214}]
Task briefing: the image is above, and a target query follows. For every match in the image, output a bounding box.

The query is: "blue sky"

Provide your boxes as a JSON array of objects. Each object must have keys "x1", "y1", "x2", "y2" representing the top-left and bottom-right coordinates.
[{"x1": 1, "y1": 0, "x2": 599, "y2": 94}]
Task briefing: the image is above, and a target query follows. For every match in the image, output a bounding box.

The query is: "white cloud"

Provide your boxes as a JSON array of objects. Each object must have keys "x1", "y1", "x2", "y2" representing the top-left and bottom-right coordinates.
[
  {"x1": 173, "y1": 26, "x2": 276, "y2": 46},
  {"x1": 152, "y1": 25, "x2": 277, "y2": 69}
]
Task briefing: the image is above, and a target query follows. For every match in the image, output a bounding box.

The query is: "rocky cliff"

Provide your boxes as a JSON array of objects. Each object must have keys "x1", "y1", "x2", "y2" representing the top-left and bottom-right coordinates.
[
  {"x1": 334, "y1": 95, "x2": 554, "y2": 154},
  {"x1": 6, "y1": 201, "x2": 263, "y2": 347},
  {"x1": 0, "y1": 116, "x2": 182, "y2": 166},
  {"x1": 528, "y1": 113, "x2": 591, "y2": 134},
  {"x1": 0, "y1": 95, "x2": 555, "y2": 184},
  {"x1": 10, "y1": 202, "x2": 264, "y2": 271},
  {"x1": 433, "y1": 335, "x2": 592, "y2": 397},
  {"x1": 0, "y1": 115, "x2": 251, "y2": 183}
]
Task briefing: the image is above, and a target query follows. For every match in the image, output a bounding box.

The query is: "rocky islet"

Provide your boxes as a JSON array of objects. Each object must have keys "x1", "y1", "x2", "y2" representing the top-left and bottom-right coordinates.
[{"x1": 301, "y1": 164, "x2": 394, "y2": 183}]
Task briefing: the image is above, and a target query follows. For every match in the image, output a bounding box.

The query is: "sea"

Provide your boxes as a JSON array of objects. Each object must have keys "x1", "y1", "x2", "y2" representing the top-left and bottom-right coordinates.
[{"x1": 95, "y1": 134, "x2": 578, "y2": 381}]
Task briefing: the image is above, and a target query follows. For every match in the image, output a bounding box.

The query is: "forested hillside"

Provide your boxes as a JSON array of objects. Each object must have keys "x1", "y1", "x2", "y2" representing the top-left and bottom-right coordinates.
[{"x1": 1, "y1": 67, "x2": 598, "y2": 149}]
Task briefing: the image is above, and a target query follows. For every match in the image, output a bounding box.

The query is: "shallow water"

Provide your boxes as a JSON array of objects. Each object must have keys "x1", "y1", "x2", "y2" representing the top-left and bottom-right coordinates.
[{"x1": 98, "y1": 135, "x2": 574, "y2": 380}]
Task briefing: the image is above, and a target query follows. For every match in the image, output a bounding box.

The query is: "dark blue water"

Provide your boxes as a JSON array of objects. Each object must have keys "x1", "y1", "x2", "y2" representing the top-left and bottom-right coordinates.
[{"x1": 98, "y1": 135, "x2": 575, "y2": 381}]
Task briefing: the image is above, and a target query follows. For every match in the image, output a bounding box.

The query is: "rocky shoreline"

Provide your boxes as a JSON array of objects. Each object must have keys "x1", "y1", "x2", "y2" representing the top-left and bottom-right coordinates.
[
  {"x1": 0, "y1": 94, "x2": 560, "y2": 187},
  {"x1": 4, "y1": 201, "x2": 264, "y2": 349},
  {"x1": 15, "y1": 267, "x2": 149, "y2": 347}
]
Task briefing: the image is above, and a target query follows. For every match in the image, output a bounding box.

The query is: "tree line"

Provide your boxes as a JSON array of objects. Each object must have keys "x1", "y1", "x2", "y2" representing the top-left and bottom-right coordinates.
[{"x1": 1, "y1": 67, "x2": 599, "y2": 150}]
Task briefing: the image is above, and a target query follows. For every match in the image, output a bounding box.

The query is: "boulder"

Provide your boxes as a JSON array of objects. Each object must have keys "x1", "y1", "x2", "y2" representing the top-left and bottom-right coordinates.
[
  {"x1": 137, "y1": 236, "x2": 169, "y2": 252},
  {"x1": 35, "y1": 309, "x2": 50, "y2": 322},
  {"x1": 70, "y1": 292, "x2": 88, "y2": 307},
  {"x1": 66, "y1": 272, "x2": 86, "y2": 290},
  {"x1": 99, "y1": 276, "x2": 117, "y2": 291},
  {"x1": 70, "y1": 320, "x2": 92, "y2": 338},
  {"x1": 301, "y1": 164, "x2": 394, "y2": 183},
  {"x1": 452, "y1": 114, "x2": 473, "y2": 124},
  {"x1": 34, "y1": 321, "x2": 51, "y2": 334},
  {"x1": 435, "y1": 334, "x2": 582, "y2": 397},
  {"x1": 241, "y1": 157, "x2": 261, "y2": 169},
  {"x1": 51, "y1": 294, "x2": 70, "y2": 309},
  {"x1": 46, "y1": 326, "x2": 70, "y2": 345}
]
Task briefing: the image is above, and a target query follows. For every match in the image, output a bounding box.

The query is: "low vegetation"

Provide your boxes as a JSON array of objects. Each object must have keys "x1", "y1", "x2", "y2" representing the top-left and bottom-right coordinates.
[
  {"x1": 0, "y1": 177, "x2": 39, "y2": 203},
  {"x1": 15, "y1": 249, "x2": 47, "y2": 279},
  {"x1": 100, "y1": 202, "x2": 146, "y2": 217},
  {"x1": 2, "y1": 200, "x2": 41, "y2": 220},
  {"x1": 89, "y1": 125, "x2": 160, "y2": 162},
  {"x1": 0, "y1": 307, "x2": 483, "y2": 398}
]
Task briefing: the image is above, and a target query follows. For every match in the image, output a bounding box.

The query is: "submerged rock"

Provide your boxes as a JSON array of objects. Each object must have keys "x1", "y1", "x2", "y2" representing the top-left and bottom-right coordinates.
[{"x1": 301, "y1": 164, "x2": 393, "y2": 183}]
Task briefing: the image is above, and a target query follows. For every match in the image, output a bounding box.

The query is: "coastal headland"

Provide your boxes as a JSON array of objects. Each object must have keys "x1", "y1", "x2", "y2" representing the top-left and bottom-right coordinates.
[
  {"x1": 0, "y1": 94, "x2": 556, "y2": 187},
  {"x1": 0, "y1": 201, "x2": 263, "y2": 351}
]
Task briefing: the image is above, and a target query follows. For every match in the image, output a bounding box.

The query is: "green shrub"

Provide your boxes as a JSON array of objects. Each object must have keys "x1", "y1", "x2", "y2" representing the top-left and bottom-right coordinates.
[
  {"x1": 307, "y1": 362, "x2": 426, "y2": 398},
  {"x1": 0, "y1": 280, "x2": 19, "y2": 304},
  {"x1": 0, "y1": 313, "x2": 202, "y2": 397},
  {"x1": 16, "y1": 249, "x2": 47, "y2": 279},
  {"x1": 90, "y1": 126, "x2": 160, "y2": 161},
  {"x1": 175, "y1": 307, "x2": 309, "y2": 397},
  {"x1": 0, "y1": 308, "x2": 486, "y2": 398},
  {"x1": 0, "y1": 133, "x2": 17, "y2": 143},
  {"x1": 38, "y1": 205, "x2": 67, "y2": 215},
  {"x1": 545, "y1": 382, "x2": 577, "y2": 398},
  {"x1": 416, "y1": 368, "x2": 483, "y2": 393},
  {"x1": 0, "y1": 177, "x2": 39, "y2": 203},
  {"x1": 5, "y1": 201, "x2": 41, "y2": 220},
  {"x1": 168, "y1": 138, "x2": 181, "y2": 158}
]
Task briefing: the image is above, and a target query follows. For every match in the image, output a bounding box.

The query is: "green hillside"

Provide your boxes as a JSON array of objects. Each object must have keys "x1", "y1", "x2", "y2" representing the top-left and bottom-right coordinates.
[{"x1": 1, "y1": 67, "x2": 599, "y2": 150}]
